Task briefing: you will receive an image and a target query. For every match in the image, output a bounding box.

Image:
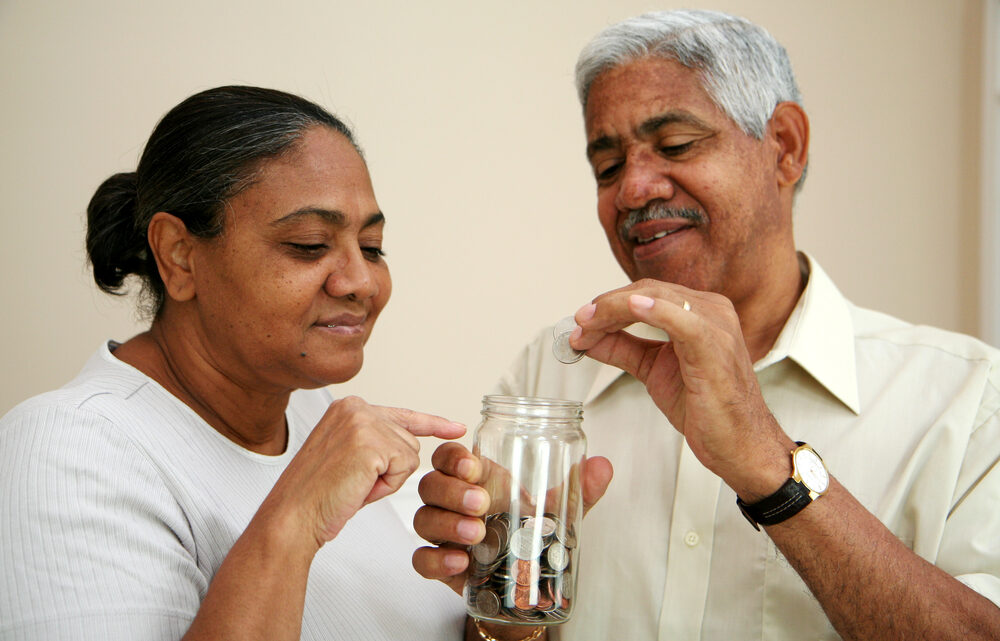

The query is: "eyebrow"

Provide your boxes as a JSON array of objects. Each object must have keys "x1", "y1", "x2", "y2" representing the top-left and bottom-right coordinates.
[
  {"x1": 586, "y1": 111, "x2": 710, "y2": 159},
  {"x1": 272, "y1": 208, "x2": 385, "y2": 229}
]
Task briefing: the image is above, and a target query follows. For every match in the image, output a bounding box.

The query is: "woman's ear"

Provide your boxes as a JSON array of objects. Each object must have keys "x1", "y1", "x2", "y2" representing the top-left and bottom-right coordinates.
[
  {"x1": 769, "y1": 101, "x2": 810, "y2": 189},
  {"x1": 147, "y1": 212, "x2": 197, "y2": 302}
]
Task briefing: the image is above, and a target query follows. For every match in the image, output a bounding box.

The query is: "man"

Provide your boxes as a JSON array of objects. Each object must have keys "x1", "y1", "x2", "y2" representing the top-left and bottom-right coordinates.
[{"x1": 412, "y1": 10, "x2": 1000, "y2": 640}]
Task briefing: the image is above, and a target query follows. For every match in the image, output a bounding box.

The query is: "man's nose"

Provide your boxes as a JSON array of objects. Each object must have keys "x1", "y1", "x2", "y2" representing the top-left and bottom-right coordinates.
[{"x1": 614, "y1": 153, "x2": 674, "y2": 211}]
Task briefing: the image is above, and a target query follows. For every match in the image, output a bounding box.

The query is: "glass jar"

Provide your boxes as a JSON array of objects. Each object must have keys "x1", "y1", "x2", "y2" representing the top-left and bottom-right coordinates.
[{"x1": 464, "y1": 395, "x2": 586, "y2": 626}]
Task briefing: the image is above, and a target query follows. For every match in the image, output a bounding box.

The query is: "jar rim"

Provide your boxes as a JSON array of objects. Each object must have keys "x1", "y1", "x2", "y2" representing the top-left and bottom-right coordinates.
[
  {"x1": 481, "y1": 395, "x2": 583, "y2": 421},
  {"x1": 482, "y1": 395, "x2": 582, "y2": 409}
]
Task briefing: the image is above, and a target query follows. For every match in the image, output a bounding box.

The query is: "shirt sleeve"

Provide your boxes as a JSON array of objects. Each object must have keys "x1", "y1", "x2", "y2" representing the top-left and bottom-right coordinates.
[{"x1": 0, "y1": 402, "x2": 206, "y2": 640}]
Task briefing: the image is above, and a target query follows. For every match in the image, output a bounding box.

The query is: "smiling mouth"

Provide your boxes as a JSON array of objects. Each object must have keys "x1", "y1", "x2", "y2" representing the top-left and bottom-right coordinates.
[{"x1": 634, "y1": 226, "x2": 692, "y2": 245}]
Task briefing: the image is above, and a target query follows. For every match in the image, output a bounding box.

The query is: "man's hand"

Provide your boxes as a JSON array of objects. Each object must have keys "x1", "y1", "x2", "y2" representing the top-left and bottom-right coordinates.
[
  {"x1": 569, "y1": 279, "x2": 793, "y2": 499},
  {"x1": 411, "y1": 442, "x2": 613, "y2": 594}
]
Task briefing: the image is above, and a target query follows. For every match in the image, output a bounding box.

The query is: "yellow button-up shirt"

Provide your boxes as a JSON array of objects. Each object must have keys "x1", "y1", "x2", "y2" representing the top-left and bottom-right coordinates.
[{"x1": 497, "y1": 254, "x2": 1000, "y2": 640}]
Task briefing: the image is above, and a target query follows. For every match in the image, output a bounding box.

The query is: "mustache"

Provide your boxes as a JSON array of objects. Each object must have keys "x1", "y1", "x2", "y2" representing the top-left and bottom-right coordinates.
[{"x1": 620, "y1": 201, "x2": 707, "y2": 240}]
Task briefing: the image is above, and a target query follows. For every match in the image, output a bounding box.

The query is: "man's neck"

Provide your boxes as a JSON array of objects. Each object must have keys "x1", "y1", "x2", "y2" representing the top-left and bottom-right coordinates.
[{"x1": 735, "y1": 251, "x2": 807, "y2": 363}]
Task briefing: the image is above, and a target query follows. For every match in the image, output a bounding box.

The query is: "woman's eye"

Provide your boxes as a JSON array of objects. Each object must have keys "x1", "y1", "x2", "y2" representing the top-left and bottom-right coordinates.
[{"x1": 362, "y1": 247, "x2": 386, "y2": 261}]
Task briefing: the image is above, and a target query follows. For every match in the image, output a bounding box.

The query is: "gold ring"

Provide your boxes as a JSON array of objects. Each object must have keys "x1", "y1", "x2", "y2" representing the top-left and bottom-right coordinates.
[{"x1": 682, "y1": 300, "x2": 691, "y2": 312}]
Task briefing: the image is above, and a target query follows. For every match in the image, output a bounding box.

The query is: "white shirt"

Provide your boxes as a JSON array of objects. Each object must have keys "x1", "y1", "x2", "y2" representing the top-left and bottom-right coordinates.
[
  {"x1": 0, "y1": 344, "x2": 465, "y2": 641},
  {"x1": 497, "y1": 254, "x2": 1000, "y2": 640}
]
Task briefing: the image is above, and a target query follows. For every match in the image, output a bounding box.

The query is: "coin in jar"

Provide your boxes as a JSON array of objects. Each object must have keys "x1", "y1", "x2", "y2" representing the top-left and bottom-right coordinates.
[
  {"x1": 514, "y1": 559, "x2": 541, "y2": 586},
  {"x1": 471, "y1": 524, "x2": 502, "y2": 565},
  {"x1": 475, "y1": 589, "x2": 502, "y2": 618},
  {"x1": 509, "y1": 525, "x2": 543, "y2": 560},
  {"x1": 522, "y1": 515, "x2": 557, "y2": 538},
  {"x1": 546, "y1": 541, "x2": 570, "y2": 572}
]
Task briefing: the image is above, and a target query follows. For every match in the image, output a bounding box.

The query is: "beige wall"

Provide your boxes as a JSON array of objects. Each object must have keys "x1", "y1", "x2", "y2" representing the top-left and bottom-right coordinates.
[{"x1": 0, "y1": 0, "x2": 986, "y2": 440}]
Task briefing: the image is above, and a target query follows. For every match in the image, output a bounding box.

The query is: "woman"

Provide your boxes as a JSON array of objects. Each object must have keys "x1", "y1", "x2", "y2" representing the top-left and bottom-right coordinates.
[{"x1": 0, "y1": 86, "x2": 469, "y2": 640}]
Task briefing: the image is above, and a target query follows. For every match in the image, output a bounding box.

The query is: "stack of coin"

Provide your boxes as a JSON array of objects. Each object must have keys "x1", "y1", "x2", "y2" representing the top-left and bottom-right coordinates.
[{"x1": 466, "y1": 512, "x2": 577, "y2": 624}]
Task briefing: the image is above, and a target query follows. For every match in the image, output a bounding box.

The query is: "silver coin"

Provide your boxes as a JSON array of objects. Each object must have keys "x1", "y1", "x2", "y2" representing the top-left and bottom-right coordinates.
[
  {"x1": 552, "y1": 316, "x2": 585, "y2": 364},
  {"x1": 546, "y1": 541, "x2": 570, "y2": 571},
  {"x1": 509, "y1": 526, "x2": 542, "y2": 560},
  {"x1": 486, "y1": 516, "x2": 510, "y2": 553},
  {"x1": 472, "y1": 526, "x2": 502, "y2": 565},
  {"x1": 556, "y1": 524, "x2": 577, "y2": 549},
  {"x1": 475, "y1": 589, "x2": 502, "y2": 618},
  {"x1": 522, "y1": 515, "x2": 557, "y2": 538},
  {"x1": 557, "y1": 570, "x2": 575, "y2": 600}
]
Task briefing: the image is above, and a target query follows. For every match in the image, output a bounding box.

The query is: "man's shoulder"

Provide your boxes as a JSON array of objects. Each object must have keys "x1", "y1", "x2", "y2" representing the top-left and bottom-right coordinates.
[{"x1": 850, "y1": 302, "x2": 1000, "y2": 365}]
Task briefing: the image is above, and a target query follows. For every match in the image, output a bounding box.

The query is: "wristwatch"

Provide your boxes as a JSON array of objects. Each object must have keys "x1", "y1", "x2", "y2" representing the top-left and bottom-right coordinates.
[{"x1": 736, "y1": 442, "x2": 830, "y2": 531}]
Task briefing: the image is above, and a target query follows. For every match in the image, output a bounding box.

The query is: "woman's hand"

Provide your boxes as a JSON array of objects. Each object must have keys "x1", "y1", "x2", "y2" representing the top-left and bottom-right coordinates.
[
  {"x1": 411, "y1": 442, "x2": 613, "y2": 595},
  {"x1": 262, "y1": 396, "x2": 466, "y2": 553}
]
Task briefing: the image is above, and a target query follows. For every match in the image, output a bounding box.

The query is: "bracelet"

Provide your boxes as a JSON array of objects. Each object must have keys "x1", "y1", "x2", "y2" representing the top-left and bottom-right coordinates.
[{"x1": 474, "y1": 618, "x2": 543, "y2": 641}]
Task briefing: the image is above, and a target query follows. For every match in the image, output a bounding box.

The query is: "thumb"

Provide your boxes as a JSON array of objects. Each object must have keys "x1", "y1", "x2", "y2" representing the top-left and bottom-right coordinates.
[{"x1": 582, "y1": 455, "x2": 613, "y2": 516}]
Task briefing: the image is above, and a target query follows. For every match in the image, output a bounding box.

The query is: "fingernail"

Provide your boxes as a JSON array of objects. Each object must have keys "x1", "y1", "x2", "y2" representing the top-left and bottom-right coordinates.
[
  {"x1": 444, "y1": 552, "x2": 468, "y2": 572},
  {"x1": 462, "y1": 488, "x2": 487, "y2": 511},
  {"x1": 630, "y1": 294, "x2": 655, "y2": 309},
  {"x1": 576, "y1": 303, "x2": 597, "y2": 321},
  {"x1": 457, "y1": 519, "x2": 481, "y2": 542},
  {"x1": 569, "y1": 326, "x2": 583, "y2": 346},
  {"x1": 457, "y1": 458, "x2": 474, "y2": 480}
]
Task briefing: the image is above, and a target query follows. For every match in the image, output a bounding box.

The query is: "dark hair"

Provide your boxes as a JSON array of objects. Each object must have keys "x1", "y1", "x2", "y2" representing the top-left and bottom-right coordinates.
[{"x1": 86, "y1": 85, "x2": 359, "y2": 317}]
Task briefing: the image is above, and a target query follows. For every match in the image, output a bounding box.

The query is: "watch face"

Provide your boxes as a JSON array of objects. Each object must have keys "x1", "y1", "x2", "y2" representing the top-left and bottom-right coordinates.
[{"x1": 794, "y1": 448, "x2": 830, "y2": 493}]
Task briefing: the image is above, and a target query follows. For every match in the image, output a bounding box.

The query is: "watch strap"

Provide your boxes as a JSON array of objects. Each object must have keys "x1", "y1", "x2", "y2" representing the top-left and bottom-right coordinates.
[{"x1": 736, "y1": 476, "x2": 814, "y2": 531}]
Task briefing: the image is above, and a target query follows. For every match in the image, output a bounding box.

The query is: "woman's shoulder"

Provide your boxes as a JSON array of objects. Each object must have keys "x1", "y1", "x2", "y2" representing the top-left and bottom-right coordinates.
[{"x1": 0, "y1": 342, "x2": 196, "y2": 477}]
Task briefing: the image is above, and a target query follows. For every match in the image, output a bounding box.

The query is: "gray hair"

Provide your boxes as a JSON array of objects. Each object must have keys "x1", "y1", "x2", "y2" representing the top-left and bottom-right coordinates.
[{"x1": 575, "y1": 10, "x2": 802, "y2": 140}]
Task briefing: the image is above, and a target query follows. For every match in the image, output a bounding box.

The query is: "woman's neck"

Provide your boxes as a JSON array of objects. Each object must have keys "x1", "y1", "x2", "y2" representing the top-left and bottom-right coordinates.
[{"x1": 112, "y1": 322, "x2": 291, "y2": 455}]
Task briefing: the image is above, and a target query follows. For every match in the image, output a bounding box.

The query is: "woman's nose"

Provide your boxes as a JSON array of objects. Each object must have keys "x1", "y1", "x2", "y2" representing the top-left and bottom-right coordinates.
[{"x1": 324, "y1": 247, "x2": 378, "y2": 301}]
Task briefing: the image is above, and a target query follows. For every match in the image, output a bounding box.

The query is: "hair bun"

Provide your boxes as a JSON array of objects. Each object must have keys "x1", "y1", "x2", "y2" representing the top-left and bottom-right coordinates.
[{"x1": 86, "y1": 171, "x2": 146, "y2": 294}]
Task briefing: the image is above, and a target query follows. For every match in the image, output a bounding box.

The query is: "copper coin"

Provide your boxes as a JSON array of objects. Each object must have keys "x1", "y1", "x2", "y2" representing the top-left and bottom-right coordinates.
[
  {"x1": 513, "y1": 584, "x2": 537, "y2": 610},
  {"x1": 514, "y1": 559, "x2": 540, "y2": 586}
]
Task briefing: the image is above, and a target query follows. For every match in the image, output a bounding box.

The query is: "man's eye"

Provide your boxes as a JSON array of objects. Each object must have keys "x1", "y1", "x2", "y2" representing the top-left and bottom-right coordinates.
[
  {"x1": 595, "y1": 163, "x2": 621, "y2": 181},
  {"x1": 661, "y1": 141, "x2": 694, "y2": 156},
  {"x1": 285, "y1": 243, "x2": 328, "y2": 256},
  {"x1": 362, "y1": 247, "x2": 386, "y2": 261}
]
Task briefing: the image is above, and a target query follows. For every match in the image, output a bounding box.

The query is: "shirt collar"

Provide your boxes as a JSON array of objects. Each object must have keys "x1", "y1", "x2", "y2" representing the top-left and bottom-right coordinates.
[{"x1": 583, "y1": 252, "x2": 860, "y2": 414}]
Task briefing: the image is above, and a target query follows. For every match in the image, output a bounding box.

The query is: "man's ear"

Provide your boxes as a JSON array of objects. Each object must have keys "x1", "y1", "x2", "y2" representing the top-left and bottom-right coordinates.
[
  {"x1": 147, "y1": 212, "x2": 197, "y2": 302},
  {"x1": 769, "y1": 101, "x2": 810, "y2": 189}
]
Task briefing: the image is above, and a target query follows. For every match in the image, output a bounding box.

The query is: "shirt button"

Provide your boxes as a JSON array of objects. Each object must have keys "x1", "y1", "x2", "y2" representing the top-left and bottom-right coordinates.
[{"x1": 684, "y1": 531, "x2": 700, "y2": 547}]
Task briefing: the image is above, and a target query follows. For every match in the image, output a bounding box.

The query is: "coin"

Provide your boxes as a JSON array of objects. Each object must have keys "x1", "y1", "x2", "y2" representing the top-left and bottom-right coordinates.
[
  {"x1": 509, "y1": 526, "x2": 542, "y2": 560},
  {"x1": 476, "y1": 589, "x2": 502, "y2": 618},
  {"x1": 522, "y1": 515, "x2": 557, "y2": 538},
  {"x1": 472, "y1": 524, "x2": 502, "y2": 565},
  {"x1": 513, "y1": 584, "x2": 536, "y2": 610},
  {"x1": 514, "y1": 559, "x2": 540, "y2": 586},
  {"x1": 546, "y1": 541, "x2": 569, "y2": 571},
  {"x1": 556, "y1": 523, "x2": 577, "y2": 549},
  {"x1": 552, "y1": 316, "x2": 585, "y2": 364}
]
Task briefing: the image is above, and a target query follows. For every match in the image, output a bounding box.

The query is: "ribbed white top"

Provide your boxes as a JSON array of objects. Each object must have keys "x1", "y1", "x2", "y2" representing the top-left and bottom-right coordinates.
[{"x1": 0, "y1": 343, "x2": 464, "y2": 640}]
